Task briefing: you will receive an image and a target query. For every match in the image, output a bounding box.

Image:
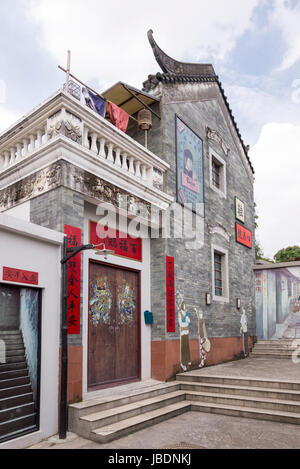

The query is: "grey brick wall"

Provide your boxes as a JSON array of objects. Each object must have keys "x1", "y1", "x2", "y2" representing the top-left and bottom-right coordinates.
[
  {"x1": 30, "y1": 186, "x2": 84, "y2": 346},
  {"x1": 127, "y1": 82, "x2": 256, "y2": 341}
]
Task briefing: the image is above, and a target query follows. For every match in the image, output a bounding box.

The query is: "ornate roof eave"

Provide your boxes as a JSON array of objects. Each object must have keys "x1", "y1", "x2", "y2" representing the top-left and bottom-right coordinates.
[
  {"x1": 146, "y1": 30, "x2": 254, "y2": 176},
  {"x1": 147, "y1": 30, "x2": 216, "y2": 77}
]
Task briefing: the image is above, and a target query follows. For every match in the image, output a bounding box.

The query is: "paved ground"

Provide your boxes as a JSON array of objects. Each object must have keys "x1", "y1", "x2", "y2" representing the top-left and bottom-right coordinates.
[
  {"x1": 29, "y1": 358, "x2": 300, "y2": 450},
  {"x1": 29, "y1": 411, "x2": 300, "y2": 450}
]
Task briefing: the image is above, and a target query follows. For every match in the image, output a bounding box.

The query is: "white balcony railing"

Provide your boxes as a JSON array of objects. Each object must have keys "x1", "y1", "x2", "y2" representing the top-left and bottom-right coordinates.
[{"x1": 0, "y1": 90, "x2": 169, "y2": 200}]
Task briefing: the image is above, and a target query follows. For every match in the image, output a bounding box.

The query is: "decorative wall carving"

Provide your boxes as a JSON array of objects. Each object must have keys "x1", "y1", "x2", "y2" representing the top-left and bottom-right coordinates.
[
  {"x1": 0, "y1": 160, "x2": 151, "y2": 219},
  {"x1": 206, "y1": 127, "x2": 230, "y2": 157},
  {"x1": 47, "y1": 109, "x2": 82, "y2": 144},
  {"x1": 208, "y1": 224, "x2": 231, "y2": 242}
]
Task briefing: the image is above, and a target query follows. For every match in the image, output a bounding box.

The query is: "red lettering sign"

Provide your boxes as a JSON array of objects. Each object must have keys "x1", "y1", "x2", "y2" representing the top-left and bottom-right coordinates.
[
  {"x1": 89, "y1": 221, "x2": 142, "y2": 262},
  {"x1": 236, "y1": 223, "x2": 252, "y2": 249},
  {"x1": 64, "y1": 225, "x2": 81, "y2": 335},
  {"x1": 166, "y1": 256, "x2": 175, "y2": 333},
  {"x1": 3, "y1": 267, "x2": 38, "y2": 285}
]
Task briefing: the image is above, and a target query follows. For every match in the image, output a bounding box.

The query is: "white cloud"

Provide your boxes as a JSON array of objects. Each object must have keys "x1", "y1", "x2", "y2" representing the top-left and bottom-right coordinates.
[
  {"x1": 27, "y1": 0, "x2": 259, "y2": 90},
  {"x1": 0, "y1": 106, "x2": 21, "y2": 133},
  {"x1": 224, "y1": 83, "x2": 300, "y2": 145},
  {"x1": 250, "y1": 122, "x2": 300, "y2": 259},
  {"x1": 270, "y1": 0, "x2": 300, "y2": 71}
]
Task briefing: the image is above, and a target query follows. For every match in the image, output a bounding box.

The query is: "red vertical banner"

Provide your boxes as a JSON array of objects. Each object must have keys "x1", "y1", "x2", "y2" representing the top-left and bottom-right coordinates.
[
  {"x1": 64, "y1": 225, "x2": 82, "y2": 335},
  {"x1": 166, "y1": 256, "x2": 175, "y2": 333}
]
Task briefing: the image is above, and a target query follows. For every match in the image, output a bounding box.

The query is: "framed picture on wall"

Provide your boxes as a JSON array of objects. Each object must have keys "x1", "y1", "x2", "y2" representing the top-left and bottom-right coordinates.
[{"x1": 175, "y1": 115, "x2": 205, "y2": 216}]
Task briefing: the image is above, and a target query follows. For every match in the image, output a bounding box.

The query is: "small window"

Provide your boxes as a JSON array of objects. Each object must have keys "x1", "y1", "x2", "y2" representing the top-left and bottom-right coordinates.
[
  {"x1": 209, "y1": 149, "x2": 227, "y2": 198},
  {"x1": 212, "y1": 160, "x2": 221, "y2": 190},
  {"x1": 214, "y1": 253, "x2": 223, "y2": 297},
  {"x1": 212, "y1": 245, "x2": 229, "y2": 303}
]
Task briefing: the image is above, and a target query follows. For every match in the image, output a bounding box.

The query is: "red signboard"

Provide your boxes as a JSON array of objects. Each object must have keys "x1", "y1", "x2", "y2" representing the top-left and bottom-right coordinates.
[
  {"x1": 166, "y1": 256, "x2": 175, "y2": 333},
  {"x1": 236, "y1": 223, "x2": 252, "y2": 249},
  {"x1": 89, "y1": 221, "x2": 142, "y2": 262},
  {"x1": 64, "y1": 225, "x2": 82, "y2": 335},
  {"x1": 3, "y1": 267, "x2": 38, "y2": 285}
]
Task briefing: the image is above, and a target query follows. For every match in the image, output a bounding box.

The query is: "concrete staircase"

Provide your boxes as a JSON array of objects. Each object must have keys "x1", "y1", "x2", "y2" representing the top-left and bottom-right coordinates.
[
  {"x1": 0, "y1": 330, "x2": 37, "y2": 443},
  {"x1": 69, "y1": 371, "x2": 300, "y2": 443},
  {"x1": 250, "y1": 339, "x2": 299, "y2": 359}
]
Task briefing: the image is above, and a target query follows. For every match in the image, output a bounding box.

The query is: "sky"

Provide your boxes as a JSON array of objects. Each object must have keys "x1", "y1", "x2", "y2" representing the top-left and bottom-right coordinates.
[{"x1": 0, "y1": 0, "x2": 300, "y2": 259}]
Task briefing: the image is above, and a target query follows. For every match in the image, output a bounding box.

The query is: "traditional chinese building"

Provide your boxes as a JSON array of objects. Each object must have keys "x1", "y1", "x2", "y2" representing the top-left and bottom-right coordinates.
[{"x1": 0, "y1": 31, "x2": 256, "y2": 446}]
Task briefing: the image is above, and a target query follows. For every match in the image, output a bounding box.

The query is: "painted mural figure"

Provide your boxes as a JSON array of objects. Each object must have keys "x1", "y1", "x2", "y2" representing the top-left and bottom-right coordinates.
[
  {"x1": 240, "y1": 308, "x2": 248, "y2": 357},
  {"x1": 177, "y1": 293, "x2": 191, "y2": 372},
  {"x1": 194, "y1": 308, "x2": 211, "y2": 368}
]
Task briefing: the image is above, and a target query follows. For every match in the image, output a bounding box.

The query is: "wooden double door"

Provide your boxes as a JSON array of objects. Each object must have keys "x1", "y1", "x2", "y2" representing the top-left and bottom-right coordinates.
[{"x1": 88, "y1": 262, "x2": 140, "y2": 389}]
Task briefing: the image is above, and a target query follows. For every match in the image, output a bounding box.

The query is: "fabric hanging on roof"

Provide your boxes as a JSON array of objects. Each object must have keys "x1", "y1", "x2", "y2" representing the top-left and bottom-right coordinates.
[
  {"x1": 82, "y1": 87, "x2": 106, "y2": 117},
  {"x1": 107, "y1": 101, "x2": 130, "y2": 133}
]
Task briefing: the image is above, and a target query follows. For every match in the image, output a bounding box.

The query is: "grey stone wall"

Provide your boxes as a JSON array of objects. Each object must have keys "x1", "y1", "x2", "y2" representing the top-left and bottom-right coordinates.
[
  {"x1": 30, "y1": 186, "x2": 84, "y2": 346},
  {"x1": 130, "y1": 82, "x2": 256, "y2": 341}
]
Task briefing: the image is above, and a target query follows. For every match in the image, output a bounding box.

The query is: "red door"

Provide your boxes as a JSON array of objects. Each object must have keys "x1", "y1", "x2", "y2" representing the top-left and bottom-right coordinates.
[{"x1": 88, "y1": 262, "x2": 140, "y2": 389}]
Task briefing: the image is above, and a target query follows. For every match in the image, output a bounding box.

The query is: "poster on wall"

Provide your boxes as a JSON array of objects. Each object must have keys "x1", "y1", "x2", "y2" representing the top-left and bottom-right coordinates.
[
  {"x1": 176, "y1": 116, "x2": 205, "y2": 216},
  {"x1": 166, "y1": 256, "x2": 175, "y2": 333},
  {"x1": 64, "y1": 225, "x2": 82, "y2": 335}
]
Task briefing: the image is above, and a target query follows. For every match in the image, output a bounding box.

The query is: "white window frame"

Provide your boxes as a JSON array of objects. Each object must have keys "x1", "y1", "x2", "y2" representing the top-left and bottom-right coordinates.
[
  {"x1": 209, "y1": 148, "x2": 227, "y2": 198},
  {"x1": 211, "y1": 244, "x2": 229, "y2": 303}
]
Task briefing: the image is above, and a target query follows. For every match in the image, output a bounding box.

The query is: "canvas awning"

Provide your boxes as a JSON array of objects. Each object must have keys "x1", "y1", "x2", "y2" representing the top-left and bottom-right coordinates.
[{"x1": 102, "y1": 81, "x2": 160, "y2": 118}]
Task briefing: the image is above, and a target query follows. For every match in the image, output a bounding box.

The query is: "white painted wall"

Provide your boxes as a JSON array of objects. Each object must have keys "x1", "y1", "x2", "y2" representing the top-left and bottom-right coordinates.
[
  {"x1": 0, "y1": 214, "x2": 64, "y2": 449},
  {"x1": 82, "y1": 205, "x2": 151, "y2": 397},
  {"x1": 4, "y1": 201, "x2": 30, "y2": 222}
]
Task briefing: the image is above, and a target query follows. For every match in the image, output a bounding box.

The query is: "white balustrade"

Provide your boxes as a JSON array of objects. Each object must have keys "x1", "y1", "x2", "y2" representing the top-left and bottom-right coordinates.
[{"x1": 0, "y1": 102, "x2": 165, "y2": 192}]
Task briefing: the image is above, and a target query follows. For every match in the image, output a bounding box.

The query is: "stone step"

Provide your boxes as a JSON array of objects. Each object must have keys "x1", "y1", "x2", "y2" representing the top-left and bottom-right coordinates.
[
  {"x1": 176, "y1": 373, "x2": 300, "y2": 391},
  {"x1": 0, "y1": 369, "x2": 29, "y2": 381},
  {"x1": 191, "y1": 401, "x2": 300, "y2": 425},
  {"x1": 0, "y1": 376, "x2": 30, "y2": 390},
  {"x1": 0, "y1": 384, "x2": 33, "y2": 400},
  {"x1": 0, "y1": 393, "x2": 34, "y2": 411},
  {"x1": 69, "y1": 382, "x2": 180, "y2": 421},
  {"x1": 185, "y1": 390, "x2": 300, "y2": 413},
  {"x1": 254, "y1": 345, "x2": 298, "y2": 350},
  {"x1": 180, "y1": 381, "x2": 300, "y2": 401},
  {"x1": 0, "y1": 413, "x2": 36, "y2": 438},
  {"x1": 3, "y1": 344, "x2": 25, "y2": 352},
  {"x1": 257, "y1": 340, "x2": 297, "y2": 345},
  {"x1": 0, "y1": 362, "x2": 27, "y2": 373},
  {"x1": 0, "y1": 331, "x2": 21, "y2": 336},
  {"x1": 76, "y1": 391, "x2": 185, "y2": 438},
  {"x1": 90, "y1": 401, "x2": 191, "y2": 443},
  {"x1": 0, "y1": 402, "x2": 35, "y2": 422},
  {"x1": 4, "y1": 356, "x2": 27, "y2": 364},
  {"x1": 4, "y1": 349, "x2": 26, "y2": 358},
  {"x1": 0, "y1": 424, "x2": 37, "y2": 444},
  {"x1": 251, "y1": 353, "x2": 295, "y2": 359},
  {"x1": 0, "y1": 339, "x2": 23, "y2": 346}
]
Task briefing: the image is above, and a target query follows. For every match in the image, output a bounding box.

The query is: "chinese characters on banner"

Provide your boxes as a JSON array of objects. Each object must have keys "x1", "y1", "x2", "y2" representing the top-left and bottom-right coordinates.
[
  {"x1": 236, "y1": 223, "x2": 252, "y2": 249},
  {"x1": 166, "y1": 256, "x2": 175, "y2": 333},
  {"x1": 3, "y1": 267, "x2": 38, "y2": 285},
  {"x1": 64, "y1": 225, "x2": 81, "y2": 335},
  {"x1": 89, "y1": 221, "x2": 142, "y2": 262}
]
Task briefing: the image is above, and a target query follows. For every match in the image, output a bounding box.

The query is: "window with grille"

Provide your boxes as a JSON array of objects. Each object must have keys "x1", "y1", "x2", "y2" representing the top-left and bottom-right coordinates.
[
  {"x1": 214, "y1": 252, "x2": 223, "y2": 297},
  {"x1": 209, "y1": 149, "x2": 227, "y2": 198},
  {"x1": 212, "y1": 160, "x2": 221, "y2": 189}
]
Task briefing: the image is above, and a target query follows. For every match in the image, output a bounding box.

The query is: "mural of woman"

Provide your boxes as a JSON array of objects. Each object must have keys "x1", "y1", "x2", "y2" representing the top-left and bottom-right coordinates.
[
  {"x1": 240, "y1": 308, "x2": 248, "y2": 357},
  {"x1": 194, "y1": 308, "x2": 211, "y2": 368},
  {"x1": 177, "y1": 292, "x2": 191, "y2": 372}
]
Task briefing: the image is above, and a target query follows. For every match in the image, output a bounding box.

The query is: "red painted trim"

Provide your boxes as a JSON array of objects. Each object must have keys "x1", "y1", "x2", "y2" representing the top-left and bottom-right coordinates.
[{"x1": 166, "y1": 256, "x2": 175, "y2": 333}]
